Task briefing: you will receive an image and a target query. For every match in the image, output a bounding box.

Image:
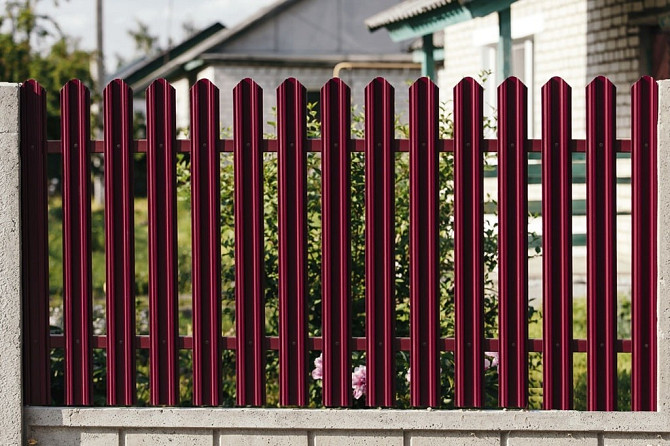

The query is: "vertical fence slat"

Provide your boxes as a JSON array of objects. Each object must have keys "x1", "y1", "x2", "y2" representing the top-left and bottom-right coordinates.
[
  {"x1": 147, "y1": 79, "x2": 179, "y2": 405},
  {"x1": 20, "y1": 80, "x2": 51, "y2": 405},
  {"x1": 234, "y1": 78, "x2": 266, "y2": 406},
  {"x1": 278, "y1": 78, "x2": 308, "y2": 406},
  {"x1": 586, "y1": 76, "x2": 617, "y2": 411},
  {"x1": 541, "y1": 77, "x2": 573, "y2": 410},
  {"x1": 365, "y1": 77, "x2": 395, "y2": 407},
  {"x1": 104, "y1": 79, "x2": 136, "y2": 406},
  {"x1": 409, "y1": 77, "x2": 440, "y2": 407},
  {"x1": 61, "y1": 79, "x2": 93, "y2": 405},
  {"x1": 497, "y1": 77, "x2": 528, "y2": 408},
  {"x1": 454, "y1": 77, "x2": 484, "y2": 408},
  {"x1": 321, "y1": 78, "x2": 352, "y2": 407},
  {"x1": 191, "y1": 79, "x2": 222, "y2": 406},
  {"x1": 631, "y1": 76, "x2": 658, "y2": 412}
]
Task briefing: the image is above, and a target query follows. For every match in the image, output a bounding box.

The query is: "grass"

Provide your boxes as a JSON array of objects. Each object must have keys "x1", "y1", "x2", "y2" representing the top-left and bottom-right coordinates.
[
  {"x1": 48, "y1": 194, "x2": 200, "y2": 335},
  {"x1": 528, "y1": 296, "x2": 632, "y2": 410},
  {"x1": 46, "y1": 194, "x2": 634, "y2": 409}
]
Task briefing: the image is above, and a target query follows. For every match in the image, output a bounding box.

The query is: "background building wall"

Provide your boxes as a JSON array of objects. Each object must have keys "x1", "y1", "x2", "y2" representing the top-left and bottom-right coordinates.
[{"x1": 209, "y1": 65, "x2": 418, "y2": 134}]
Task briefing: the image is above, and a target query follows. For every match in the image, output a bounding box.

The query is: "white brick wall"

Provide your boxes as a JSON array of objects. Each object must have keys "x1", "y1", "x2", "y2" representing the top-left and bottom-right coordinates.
[{"x1": 439, "y1": 0, "x2": 666, "y2": 138}]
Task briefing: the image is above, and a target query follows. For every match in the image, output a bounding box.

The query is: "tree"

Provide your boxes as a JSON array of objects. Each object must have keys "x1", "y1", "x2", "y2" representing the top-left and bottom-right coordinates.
[{"x1": 0, "y1": 0, "x2": 94, "y2": 138}]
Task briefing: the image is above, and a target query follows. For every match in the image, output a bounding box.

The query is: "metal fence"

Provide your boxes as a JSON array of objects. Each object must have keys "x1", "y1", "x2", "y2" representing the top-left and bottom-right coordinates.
[{"x1": 20, "y1": 75, "x2": 657, "y2": 411}]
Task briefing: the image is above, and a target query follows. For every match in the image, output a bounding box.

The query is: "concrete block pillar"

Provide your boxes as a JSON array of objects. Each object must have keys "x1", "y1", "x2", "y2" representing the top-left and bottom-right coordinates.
[
  {"x1": 0, "y1": 82, "x2": 23, "y2": 445},
  {"x1": 656, "y1": 80, "x2": 670, "y2": 412}
]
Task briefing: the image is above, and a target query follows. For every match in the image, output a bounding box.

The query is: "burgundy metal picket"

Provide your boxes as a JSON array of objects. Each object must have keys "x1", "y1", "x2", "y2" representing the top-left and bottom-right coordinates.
[
  {"x1": 542, "y1": 77, "x2": 574, "y2": 410},
  {"x1": 146, "y1": 79, "x2": 179, "y2": 406},
  {"x1": 103, "y1": 79, "x2": 136, "y2": 406},
  {"x1": 21, "y1": 75, "x2": 657, "y2": 411}
]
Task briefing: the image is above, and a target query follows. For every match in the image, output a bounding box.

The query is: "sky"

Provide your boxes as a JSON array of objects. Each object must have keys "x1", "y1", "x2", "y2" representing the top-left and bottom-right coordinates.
[{"x1": 32, "y1": 0, "x2": 276, "y2": 71}]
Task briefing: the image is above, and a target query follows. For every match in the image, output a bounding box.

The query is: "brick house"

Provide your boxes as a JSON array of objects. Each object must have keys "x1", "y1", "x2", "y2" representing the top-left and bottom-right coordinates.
[
  {"x1": 367, "y1": 0, "x2": 670, "y2": 294},
  {"x1": 367, "y1": 0, "x2": 670, "y2": 138}
]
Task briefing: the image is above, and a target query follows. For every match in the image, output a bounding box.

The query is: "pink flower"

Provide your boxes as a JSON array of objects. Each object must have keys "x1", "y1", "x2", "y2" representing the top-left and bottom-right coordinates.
[
  {"x1": 312, "y1": 354, "x2": 323, "y2": 380},
  {"x1": 484, "y1": 351, "x2": 499, "y2": 370},
  {"x1": 352, "y1": 365, "x2": 367, "y2": 399}
]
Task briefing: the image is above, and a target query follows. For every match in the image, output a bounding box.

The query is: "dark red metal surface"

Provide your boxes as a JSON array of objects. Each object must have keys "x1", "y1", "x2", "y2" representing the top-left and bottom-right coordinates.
[
  {"x1": 190, "y1": 79, "x2": 222, "y2": 406},
  {"x1": 45, "y1": 138, "x2": 633, "y2": 155},
  {"x1": 541, "y1": 77, "x2": 573, "y2": 410},
  {"x1": 50, "y1": 334, "x2": 632, "y2": 354},
  {"x1": 103, "y1": 79, "x2": 136, "y2": 406},
  {"x1": 409, "y1": 77, "x2": 440, "y2": 407},
  {"x1": 234, "y1": 78, "x2": 266, "y2": 406},
  {"x1": 277, "y1": 78, "x2": 308, "y2": 406},
  {"x1": 586, "y1": 76, "x2": 617, "y2": 411},
  {"x1": 453, "y1": 78, "x2": 484, "y2": 408},
  {"x1": 364, "y1": 77, "x2": 396, "y2": 407},
  {"x1": 497, "y1": 77, "x2": 528, "y2": 408},
  {"x1": 61, "y1": 79, "x2": 93, "y2": 405},
  {"x1": 20, "y1": 80, "x2": 51, "y2": 405},
  {"x1": 631, "y1": 76, "x2": 658, "y2": 412},
  {"x1": 146, "y1": 79, "x2": 179, "y2": 405},
  {"x1": 320, "y1": 78, "x2": 352, "y2": 407}
]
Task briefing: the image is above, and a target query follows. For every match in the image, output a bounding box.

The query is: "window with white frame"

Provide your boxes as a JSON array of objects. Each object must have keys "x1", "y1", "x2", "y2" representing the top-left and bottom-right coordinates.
[{"x1": 482, "y1": 38, "x2": 534, "y2": 137}]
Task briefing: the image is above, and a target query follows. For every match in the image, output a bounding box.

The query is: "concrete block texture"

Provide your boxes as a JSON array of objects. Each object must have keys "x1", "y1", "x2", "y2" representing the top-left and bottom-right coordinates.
[
  {"x1": 123, "y1": 429, "x2": 214, "y2": 446},
  {"x1": 507, "y1": 432, "x2": 598, "y2": 445},
  {"x1": 0, "y1": 83, "x2": 21, "y2": 446},
  {"x1": 603, "y1": 433, "x2": 670, "y2": 445},
  {"x1": 312, "y1": 430, "x2": 403, "y2": 446},
  {"x1": 0, "y1": 82, "x2": 20, "y2": 133},
  {"x1": 408, "y1": 431, "x2": 500, "y2": 445},
  {"x1": 27, "y1": 428, "x2": 119, "y2": 446},
  {"x1": 657, "y1": 80, "x2": 670, "y2": 413},
  {"x1": 219, "y1": 429, "x2": 309, "y2": 445}
]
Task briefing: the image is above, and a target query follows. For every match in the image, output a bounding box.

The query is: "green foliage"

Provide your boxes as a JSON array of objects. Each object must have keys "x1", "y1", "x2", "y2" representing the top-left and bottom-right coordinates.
[
  {"x1": 172, "y1": 99, "x2": 507, "y2": 407},
  {"x1": 0, "y1": 0, "x2": 94, "y2": 138}
]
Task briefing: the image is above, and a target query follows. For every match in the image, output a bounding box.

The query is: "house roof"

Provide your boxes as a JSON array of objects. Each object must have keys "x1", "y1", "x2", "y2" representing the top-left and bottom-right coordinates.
[
  {"x1": 366, "y1": 0, "x2": 457, "y2": 31},
  {"x1": 365, "y1": 0, "x2": 516, "y2": 42},
  {"x1": 120, "y1": 0, "x2": 302, "y2": 91},
  {"x1": 108, "y1": 22, "x2": 225, "y2": 85}
]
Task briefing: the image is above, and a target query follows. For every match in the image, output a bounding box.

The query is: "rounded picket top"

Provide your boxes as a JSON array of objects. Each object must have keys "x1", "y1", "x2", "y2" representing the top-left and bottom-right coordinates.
[
  {"x1": 453, "y1": 77, "x2": 484, "y2": 120},
  {"x1": 365, "y1": 76, "x2": 395, "y2": 97},
  {"x1": 321, "y1": 78, "x2": 351, "y2": 119},
  {"x1": 102, "y1": 79, "x2": 133, "y2": 155},
  {"x1": 190, "y1": 77, "x2": 219, "y2": 97},
  {"x1": 60, "y1": 78, "x2": 90, "y2": 100},
  {"x1": 409, "y1": 76, "x2": 438, "y2": 96},
  {"x1": 409, "y1": 76, "x2": 439, "y2": 140},
  {"x1": 631, "y1": 75, "x2": 657, "y2": 100},
  {"x1": 23, "y1": 78, "x2": 46, "y2": 96},
  {"x1": 498, "y1": 76, "x2": 527, "y2": 96},
  {"x1": 103, "y1": 78, "x2": 132, "y2": 97},
  {"x1": 320, "y1": 78, "x2": 351, "y2": 144},
  {"x1": 455, "y1": 76, "x2": 483, "y2": 92},
  {"x1": 60, "y1": 79, "x2": 91, "y2": 135},
  {"x1": 145, "y1": 79, "x2": 176, "y2": 142},
  {"x1": 541, "y1": 76, "x2": 572, "y2": 100},
  {"x1": 21, "y1": 80, "x2": 47, "y2": 141},
  {"x1": 587, "y1": 75, "x2": 615, "y2": 92},
  {"x1": 234, "y1": 77, "x2": 263, "y2": 97},
  {"x1": 61, "y1": 78, "x2": 90, "y2": 92},
  {"x1": 321, "y1": 77, "x2": 350, "y2": 95},
  {"x1": 277, "y1": 76, "x2": 305, "y2": 93},
  {"x1": 145, "y1": 78, "x2": 175, "y2": 96},
  {"x1": 586, "y1": 75, "x2": 616, "y2": 104}
]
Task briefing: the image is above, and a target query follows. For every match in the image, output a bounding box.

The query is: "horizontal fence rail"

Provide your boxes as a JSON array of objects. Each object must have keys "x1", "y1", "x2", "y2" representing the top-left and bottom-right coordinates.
[{"x1": 21, "y1": 75, "x2": 657, "y2": 410}]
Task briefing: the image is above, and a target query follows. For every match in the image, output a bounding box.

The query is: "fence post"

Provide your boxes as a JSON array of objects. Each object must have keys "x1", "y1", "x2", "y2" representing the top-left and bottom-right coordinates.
[
  {"x1": 656, "y1": 79, "x2": 670, "y2": 412},
  {"x1": 0, "y1": 82, "x2": 23, "y2": 445}
]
